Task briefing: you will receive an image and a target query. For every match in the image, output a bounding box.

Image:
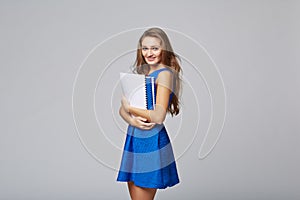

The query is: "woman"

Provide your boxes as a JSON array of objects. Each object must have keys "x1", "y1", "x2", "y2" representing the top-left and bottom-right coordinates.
[{"x1": 117, "y1": 27, "x2": 182, "y2": 200}]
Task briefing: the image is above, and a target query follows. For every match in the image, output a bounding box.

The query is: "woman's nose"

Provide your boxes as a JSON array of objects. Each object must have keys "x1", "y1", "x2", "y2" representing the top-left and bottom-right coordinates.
[{"x1": 147, "y1": 49, "x2": 153, "y2": 56}]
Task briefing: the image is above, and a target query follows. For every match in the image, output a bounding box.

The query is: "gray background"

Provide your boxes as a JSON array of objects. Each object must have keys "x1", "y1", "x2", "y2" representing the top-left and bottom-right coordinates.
[{"x1": 1, "y1": 0, "x2": 299, "y2": 199}]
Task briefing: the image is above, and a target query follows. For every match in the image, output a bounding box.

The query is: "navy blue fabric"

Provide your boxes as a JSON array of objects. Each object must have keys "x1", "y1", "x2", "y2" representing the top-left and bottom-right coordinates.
[
  {"x1": 145, "y1": 76, "x2": 155, "y2": 110},
  {"x1": 116, "y1": 68, "x2": 180, "y2": 189}
]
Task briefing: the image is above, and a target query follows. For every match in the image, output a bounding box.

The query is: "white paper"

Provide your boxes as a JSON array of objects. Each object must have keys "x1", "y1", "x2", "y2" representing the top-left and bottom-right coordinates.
[{"x1": 120, "y1": 73, "x2": 147, "y2": 109}]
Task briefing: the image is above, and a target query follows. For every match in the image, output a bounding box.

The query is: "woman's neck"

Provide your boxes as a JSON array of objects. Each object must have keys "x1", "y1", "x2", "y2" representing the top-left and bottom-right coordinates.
[{"x1": 149, "y1": 63, "x2": 164, "y2": 71}]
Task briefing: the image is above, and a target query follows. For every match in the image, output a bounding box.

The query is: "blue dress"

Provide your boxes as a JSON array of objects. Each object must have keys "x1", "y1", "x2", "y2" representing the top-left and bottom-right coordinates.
[{"x1": 116, "y1": 68, "x2": 180, "y2": 189}]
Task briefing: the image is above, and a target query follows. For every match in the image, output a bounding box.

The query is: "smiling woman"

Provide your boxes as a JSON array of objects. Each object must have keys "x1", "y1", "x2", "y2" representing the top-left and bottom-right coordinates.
[{"x1": 116, "y1": 27, "x2": 182, "y2": 200}]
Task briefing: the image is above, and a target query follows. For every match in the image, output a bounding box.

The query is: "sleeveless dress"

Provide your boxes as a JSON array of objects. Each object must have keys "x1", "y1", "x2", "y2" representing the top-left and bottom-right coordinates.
[{"x1": 116, "y1": 68, "x2": 180, "y2": 189}]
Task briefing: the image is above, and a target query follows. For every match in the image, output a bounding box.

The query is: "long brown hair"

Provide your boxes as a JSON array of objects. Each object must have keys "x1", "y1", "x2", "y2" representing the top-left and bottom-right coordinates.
[{"x1": 133, "y1": 27, "x2": 182, "y2": 116}]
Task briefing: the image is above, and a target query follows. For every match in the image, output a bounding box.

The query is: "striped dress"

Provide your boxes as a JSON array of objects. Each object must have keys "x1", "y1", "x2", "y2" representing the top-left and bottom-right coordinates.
[{"x1": 116, "y1": 68, "x2": 180, "y2": 189}]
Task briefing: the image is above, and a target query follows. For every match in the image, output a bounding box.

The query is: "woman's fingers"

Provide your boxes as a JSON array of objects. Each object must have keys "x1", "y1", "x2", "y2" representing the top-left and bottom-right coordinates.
[
  {"x1": 140, "y1": 123, "x2": 155, "y2": 130},
  {"x1": 135, "y1": 116, "x2": 147, "y2": 122},
  {"x1": 134, "y1": 117, "x2": 155, "y2": 130},
  {"x1": 137, "y1": 119, "x2": 155, "y2": 127}
]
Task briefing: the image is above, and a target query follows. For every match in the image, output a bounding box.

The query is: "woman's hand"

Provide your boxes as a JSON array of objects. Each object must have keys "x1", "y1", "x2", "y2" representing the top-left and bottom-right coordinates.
[
  {"x1": 120, "y1": 96, "x2": 155, "y2": 130},
  {"x1": 130, "y1": 116, "x2": 156, "y2": 130}
]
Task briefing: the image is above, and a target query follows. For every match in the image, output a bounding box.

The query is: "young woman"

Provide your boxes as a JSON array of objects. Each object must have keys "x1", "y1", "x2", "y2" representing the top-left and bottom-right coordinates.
[{"x1": 117, "y1": 27, "x2": 182, "y2": 200}]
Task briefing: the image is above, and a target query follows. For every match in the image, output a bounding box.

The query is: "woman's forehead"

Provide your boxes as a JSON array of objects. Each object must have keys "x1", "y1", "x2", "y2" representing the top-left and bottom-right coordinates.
[{"x1": 141, "y1": 36, "x2": 161, "y2": 46}]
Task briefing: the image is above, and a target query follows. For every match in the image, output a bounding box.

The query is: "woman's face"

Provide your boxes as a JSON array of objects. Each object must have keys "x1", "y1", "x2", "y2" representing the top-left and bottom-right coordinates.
[{"x1": 141, "y1": 36, "x2": 162, "y2": 65}]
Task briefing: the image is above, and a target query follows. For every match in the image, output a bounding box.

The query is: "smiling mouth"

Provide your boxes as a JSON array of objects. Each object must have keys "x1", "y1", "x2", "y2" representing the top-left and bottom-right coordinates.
[{"x1": 146, "y1": 57, "x2": 156, "y2": 61}]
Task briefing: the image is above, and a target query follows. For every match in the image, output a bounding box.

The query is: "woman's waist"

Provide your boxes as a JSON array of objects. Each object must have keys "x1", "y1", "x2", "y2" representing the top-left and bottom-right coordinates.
[{"x1": 127, "y1": 123, "x2": 166, "y2": 138}]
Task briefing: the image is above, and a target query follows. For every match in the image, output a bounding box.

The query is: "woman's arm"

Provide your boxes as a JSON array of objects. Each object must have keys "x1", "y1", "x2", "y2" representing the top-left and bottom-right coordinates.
[
  {"x1": 119, "y1": 105, "x2": 133, "y2": 125},
  {"x1": 119, "y1": 105, "x2": 156, "y2": 130},
  {"x1": 122, "y1": 71, "x2": 173, "y2": 124}
]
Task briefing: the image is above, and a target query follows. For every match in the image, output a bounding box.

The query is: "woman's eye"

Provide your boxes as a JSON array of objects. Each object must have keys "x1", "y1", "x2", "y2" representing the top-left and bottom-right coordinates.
[
  {"x1": 152, "y1": 47, "x2": 159, "y2": 51},
  {"x1": 142, "y1": 47, "x2": 148, "y2": 51}
]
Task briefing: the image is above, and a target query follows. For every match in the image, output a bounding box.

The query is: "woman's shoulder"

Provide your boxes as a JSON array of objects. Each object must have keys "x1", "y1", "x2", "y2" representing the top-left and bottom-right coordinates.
[
  {"x1": 157, "y1": 66, "x2": 174, "y2": 78},
  {"x1": 156, "y1": 67, "x2": 174, "y2": 89},
  {"x1": 156, "y1": 69, "x2": 173, "y2": 80},
  {"x1": 155, "y1": 65, "x2": 174, "y2": 75}
]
